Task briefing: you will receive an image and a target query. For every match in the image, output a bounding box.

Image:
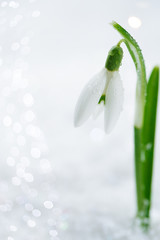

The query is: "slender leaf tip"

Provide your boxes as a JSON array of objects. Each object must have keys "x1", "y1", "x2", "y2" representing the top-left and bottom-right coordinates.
[
  {"x1": 150, "y1": 66, "x2": 159, "y2": 80},
  {"x1": 110, "y1": 21, "x2": 117, "y2": 26},
  {"x1": 152, "y1": 65, "x2": 159, "y2": 73}
]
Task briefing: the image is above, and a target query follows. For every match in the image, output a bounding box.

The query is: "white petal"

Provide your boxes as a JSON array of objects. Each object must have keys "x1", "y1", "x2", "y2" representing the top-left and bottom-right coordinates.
[
  {"x1": 74, "y1": 68, "x2": 107, "y2": 127},
  {"x1": 104, "y1": 71, "x2": 124, "y2": 133},
  {"x1": 92, "y1": 101, "x2": 104, "y2": 120}
]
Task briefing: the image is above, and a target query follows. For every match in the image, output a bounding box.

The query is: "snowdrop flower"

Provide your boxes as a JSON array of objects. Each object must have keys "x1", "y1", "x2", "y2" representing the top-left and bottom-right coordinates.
[{"x1": 74, "y1": 45, "x2": 124, "y2": 133}]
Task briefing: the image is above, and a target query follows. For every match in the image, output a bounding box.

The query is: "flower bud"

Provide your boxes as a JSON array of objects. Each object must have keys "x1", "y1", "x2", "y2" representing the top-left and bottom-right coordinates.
[{"x1": 105, "y1": 45, "x2": 123, "y2": 71}]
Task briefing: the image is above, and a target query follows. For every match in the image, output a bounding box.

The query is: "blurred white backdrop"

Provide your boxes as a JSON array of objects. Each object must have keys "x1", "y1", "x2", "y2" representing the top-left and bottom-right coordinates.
[{"x1": 1, "y1": 0, "x2": 160, "y2": 239}]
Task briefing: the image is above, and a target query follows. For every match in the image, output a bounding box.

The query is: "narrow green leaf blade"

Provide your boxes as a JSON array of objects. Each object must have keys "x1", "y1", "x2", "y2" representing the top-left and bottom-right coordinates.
[
  {"x1": 141, "y1": 66, "x2": 159, "y2": 205},
  {"x1": 143, "y1": 66, "x2": 159, "y2": 143}
]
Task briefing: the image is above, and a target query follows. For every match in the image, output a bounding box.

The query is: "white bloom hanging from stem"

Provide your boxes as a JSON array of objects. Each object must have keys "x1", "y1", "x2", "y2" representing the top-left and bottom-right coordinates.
[{"x1": 74, "y1": 45, "x2": 124, "y2": 133}]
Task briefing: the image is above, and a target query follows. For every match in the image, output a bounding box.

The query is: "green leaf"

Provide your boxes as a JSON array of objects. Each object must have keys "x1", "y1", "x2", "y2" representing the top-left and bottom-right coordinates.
[
  {"x1": 143, "y1": 66, "x2": 159, "y2": 143},
  {"x1": 141, "y1": 66, "x2": 159, "y2": 210}
]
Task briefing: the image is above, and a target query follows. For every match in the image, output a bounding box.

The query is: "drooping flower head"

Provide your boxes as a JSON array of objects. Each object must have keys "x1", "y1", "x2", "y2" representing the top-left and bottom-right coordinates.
[{"x1": 74, "y1": 45, "x2": 124, "y2": 134}]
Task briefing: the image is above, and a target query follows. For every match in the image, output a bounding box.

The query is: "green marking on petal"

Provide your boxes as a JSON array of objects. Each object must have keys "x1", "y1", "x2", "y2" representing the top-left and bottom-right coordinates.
[{"x1": 98, "y1": 94, "x2": 106, "y2": 104}]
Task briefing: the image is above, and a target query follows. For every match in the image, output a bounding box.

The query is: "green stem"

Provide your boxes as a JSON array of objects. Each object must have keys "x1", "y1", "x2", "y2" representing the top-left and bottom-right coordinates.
[
  {"x1": 111, "y1": 21, "x2": 147, "y2": 128},
  {"x1": 134, "y1": 127, "x2": 143, "y2": 215}
]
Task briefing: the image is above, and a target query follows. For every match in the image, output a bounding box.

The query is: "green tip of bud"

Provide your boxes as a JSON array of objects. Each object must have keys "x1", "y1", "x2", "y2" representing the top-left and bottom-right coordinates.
[{"x1": 105, "y1": 45, "x2": 123, "y2": 71}]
